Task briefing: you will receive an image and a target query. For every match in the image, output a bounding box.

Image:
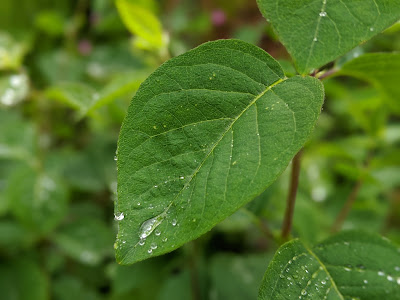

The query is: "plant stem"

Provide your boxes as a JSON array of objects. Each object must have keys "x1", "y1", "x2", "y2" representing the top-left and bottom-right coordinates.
[
  {"x1": 331, "y1": 180, "x2": 363, "y2": 233},
  {"x1": 281, "y1": 149, "x2": 303, "y2": 241},
  {"x1": 316, "y1": 68, "x2": 338, "y2": 80},
  {"x1": 188, "y1": 242, "x2": 200, "y2": 300}
]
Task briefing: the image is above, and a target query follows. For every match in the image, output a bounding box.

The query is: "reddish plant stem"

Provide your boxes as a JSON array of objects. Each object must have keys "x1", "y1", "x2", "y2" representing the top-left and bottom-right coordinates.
[
  {"x1": 331, "y1": 180, "x2": 363, "y2": 233},
  {"x1": 281, "y1": 149, "x2": 303, "y2": 241},
  {"x1": 317, "y1": 68, "x2": 338, "y2": 80},
  {"x1": 188, "y1": 242, "x2": 200, "y2": 300}
]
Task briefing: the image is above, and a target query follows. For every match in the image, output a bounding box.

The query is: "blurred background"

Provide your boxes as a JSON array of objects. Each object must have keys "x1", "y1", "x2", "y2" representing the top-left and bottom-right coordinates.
[{"x1": 0, "y1": 0, "x2": 399, "y2": 299}]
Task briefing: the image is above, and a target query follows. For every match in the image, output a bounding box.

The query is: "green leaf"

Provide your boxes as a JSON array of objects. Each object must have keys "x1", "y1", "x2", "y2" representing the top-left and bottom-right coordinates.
[
  {"x1": 7, "y1": 165, "x2": 68, "y2": 234},
  {"x1": 338, "y1": 52, "x2": 400, "y2": 113},
  {"x1": 0, "y1": 258, "x2": 49, "y2": 300},
  {"x1": 115, "y1": 0, "x2": 164, "y2": 50},
  {"x1": 52, "y1": 275, "x2": 102, "y2": 300},
  {"x1": 0, "y1": 110, "x2": 36, "y2": 162},
  {"x1": 259, "y1": 231, "x2": 400, "y2": 300},
  {"x1": 116, "y1": 39, "x2": 324, "y2": 264},
  {"x1": 87, "y1": 71, "x2": 148, "y2": 113},
  {"x1": 210, "y1": 254, "x2": 271, "y2": 300},
  {"x1": 54, "y1": 217, "x2": 114, "y2": 266},
  {"x1": 0, "y1": 31, "x2": 31, "y2": 70},
  {"x1": 256, "y1": 0, "x2": 400, "y2": 74},
  {"x1": 45, "y1": 82, "x2": 98, "y2": 117}
]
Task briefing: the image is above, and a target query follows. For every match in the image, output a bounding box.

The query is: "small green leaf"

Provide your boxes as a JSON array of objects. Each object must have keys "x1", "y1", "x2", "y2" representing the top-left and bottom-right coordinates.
[
  {"x1": 45, "y1": 82, "x2": 98, "y2": 117},
  {"x1": 116, "y1": 39, "x2": 324, "y2": 264},
  {"x1": 259, "y1": 231, "x2": 400, "y2": 299},
  {"x1": 0, "y1": 110, "x2": 36, "y2": 161},
  {"x1": 115, "y1": 0, "x2": 164, "y2": 50},
  {"x1": 256, "y1": 0, "x2": 400, "y2": 74},
  {"x1": 0, "y1": 31, "x2": 31, "y2": 70},
  {"x1": 54, "y1": 217, "x2": 114, "y2": 266},
  {"x1": 7, "y1": 165, "x2": 68, "y2": 234},
  {"x1": 338, "y1": 52, "x2": 400, "y2": 113}
]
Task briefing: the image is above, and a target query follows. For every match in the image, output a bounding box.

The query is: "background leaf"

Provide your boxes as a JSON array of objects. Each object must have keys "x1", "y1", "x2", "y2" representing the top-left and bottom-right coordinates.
[
  {"x1": 337, "y1": 52, "x2": 400, "y2": 113},
  {"x1": 0, "y1": 258, "x2": 49, "y2": 300},
  {"x1": 116, "y1": 39, "x2": 324, "y2": 264},
  {"x1": 115, "y1": 0, "x2": 164, "y2": 50},
  {"x1": 259, "y1": 231, "x2": 400, "y2": 299},
  {"x1": 256, "y1": 0, "x2": 400, "y2": 74}
]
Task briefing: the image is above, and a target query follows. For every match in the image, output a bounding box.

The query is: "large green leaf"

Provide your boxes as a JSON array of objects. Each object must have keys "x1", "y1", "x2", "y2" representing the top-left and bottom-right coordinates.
[
  {"x1": 337, "y1": 52, "x2": 400, "y2": 113},
  {"x1": 116, "y1": 39, "x2": 324, "y2": 264},
  {"x1": 259, "y1": 231, "x2": 400, "y2": 299},
  {"x1": 256, "y1": 0, "x2": 400, "y2": 74}
]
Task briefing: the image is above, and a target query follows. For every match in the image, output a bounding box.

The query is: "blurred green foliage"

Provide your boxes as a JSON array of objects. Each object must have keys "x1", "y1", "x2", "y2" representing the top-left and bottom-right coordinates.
[{"x1": 0, "y1": 0, "x2": 399, "y2": 299}]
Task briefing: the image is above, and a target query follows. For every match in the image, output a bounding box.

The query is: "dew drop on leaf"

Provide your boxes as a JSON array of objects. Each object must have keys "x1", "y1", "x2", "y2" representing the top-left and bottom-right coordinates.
[
  {"x1": 114, "y1": 212, "x2": 124, "y2": 221},
  {"x1": 138, "y1": 213, "x2": 165, "y2": 239}
]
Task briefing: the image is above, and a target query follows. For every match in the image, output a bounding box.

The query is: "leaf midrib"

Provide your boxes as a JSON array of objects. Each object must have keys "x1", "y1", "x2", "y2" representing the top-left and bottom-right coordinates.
[{"x1": 304, "y1": 243, "x2": 345, "y2": 300}]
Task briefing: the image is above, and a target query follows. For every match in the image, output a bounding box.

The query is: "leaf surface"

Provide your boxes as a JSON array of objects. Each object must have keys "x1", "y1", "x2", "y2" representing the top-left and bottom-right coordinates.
[
  {"x1": 256, "y1": 0, "x2": 400, "y2": 74},
  {"x1": 259, "y1": 231, "x2": 400, "y2": 299},
  {"x1": 116, "y1": 39, "x2": 324, "y2": 264}
]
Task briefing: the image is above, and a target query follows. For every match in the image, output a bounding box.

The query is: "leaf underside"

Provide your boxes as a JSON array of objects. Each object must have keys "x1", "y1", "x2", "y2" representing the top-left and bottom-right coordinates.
[
  {"x1": 257, "y1": 0, "x2": 400, "y2": 74},
  {"x1": 259, "y1": 231, "x2": 400, "y2": 300},
  {"x1": 116, "y1": 39, "x2": 324, "y2": 265}
]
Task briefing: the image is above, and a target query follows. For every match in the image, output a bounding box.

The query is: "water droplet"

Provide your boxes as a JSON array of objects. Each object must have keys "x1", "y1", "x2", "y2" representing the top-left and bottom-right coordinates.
[
  {"x1": 155, "y1": 229, "x2": 161, "y2": 236},
  {"x1": 151, "y1": 243, "x2": 157, "y2": 250},
  {"x1": 114, "y1": 212, "x2": 124, "y2": 221},
  {"x1": 387, "y1": 275, "x2": 394, "y2": 281},
  {"x1": 280, "y1": 274, "x2": 285, "y2": 279},
  {"x1": 139, "y1": 213, "x2": 165, "y2": 239},
  {"x1": 122, "y1": 240, "x2": 126, "y2": 244},
  {"x1": 370, "y1": 27, "x2": 374, "y2": 31},
  {"x1": 395, "y1": 266, "x2": 400, "y2": 271},
  {"x1": 321, "y1": 280, "x2": 326, "y2": 285},
  {"x1": 137, "y1": 202, "x2": 141, "y2": 206},
  {"x1": 148, "y1": 248, "x2": 153, "y2": 254},
  {"x1": 286, "y1": 268, "x2": 290, "y2": 273},
  {"x1": 114, "y1": 156, "x2": 117, "y2": 161},
  {"x1": 162, "y1": 237, "x2": 168, "y2": 242},
  {"x1": 287, "y1": 276, "x2": 292, "y2": 280},
  {"x1": 139, "y1": 239, "x2": 145, "y2": 246},
  {"x1": 344, "y1": 242, "x2": 350, "y2": 246},
  {"x1": 378, "y1": 271, "x2": 385, "y2": 276},
  {"x1": 180, "y1": 176, "x2": 184, "y2": 180},
  {"x1": 172, "y1": 219, "x2": 177, "y2": 226},
  {"x1": 288, "y1": 260, "x2": 292, "y2": 264},
  {"x1": 344, "y1": 267, "x2": 351, "y2": 272},
  {"x1": 301, "y1": 290, "x2": 307, "y2": 296},
  {"x1": 154, "y1": 185, "x2": 158, "y2": 188},
  {"x1": 313, "y1": 37, "x2": 318, "y2": 42},
  {"x1": 363, "y1": 280, "x2": 368, "y2": 284},
  {"x1": 397, "y1": 278, "x2": 400, "y2": 285},
  {"x1": 357, "y1": 264, "x2": 365, "y2": 270},
  {"x1": 319, "y1": 11, "x2": 327, "y2": 17}
]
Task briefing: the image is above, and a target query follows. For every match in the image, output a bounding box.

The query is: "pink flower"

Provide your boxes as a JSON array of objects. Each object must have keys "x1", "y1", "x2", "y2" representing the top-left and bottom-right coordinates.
[{"x1": 211, "y1": 10, "x2": 226, "y2": 26}]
